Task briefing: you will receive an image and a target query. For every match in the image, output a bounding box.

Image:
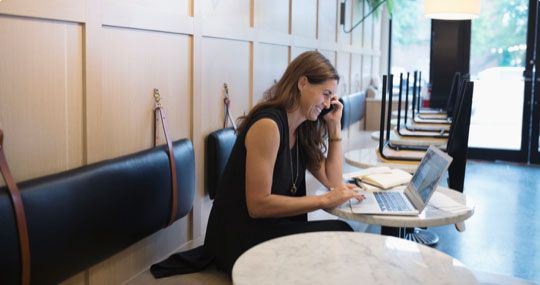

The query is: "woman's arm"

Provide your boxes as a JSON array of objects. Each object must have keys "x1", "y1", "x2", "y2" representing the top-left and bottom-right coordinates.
[{"x1": 310, "y1": 97, "x2": 344, "y2": 188}]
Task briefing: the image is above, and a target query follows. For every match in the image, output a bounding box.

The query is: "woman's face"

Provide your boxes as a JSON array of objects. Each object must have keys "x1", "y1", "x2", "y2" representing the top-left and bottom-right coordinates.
[{"x1": 298, "y1": 77, "x2": 338, "y2": 121}]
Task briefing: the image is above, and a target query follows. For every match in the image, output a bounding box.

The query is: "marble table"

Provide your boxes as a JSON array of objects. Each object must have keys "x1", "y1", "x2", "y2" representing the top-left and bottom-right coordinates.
[
  {"x1": 232, "y1": 231, "x2": 479, "y2": 285},
  {"x1": 344, "y1": 147, "x2": 420, "y2": 173}
]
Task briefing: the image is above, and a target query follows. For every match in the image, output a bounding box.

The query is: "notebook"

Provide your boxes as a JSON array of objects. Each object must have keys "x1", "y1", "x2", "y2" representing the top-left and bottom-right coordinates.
[
  {"x1": 349, "y1": 145, "x2": 453, "y2": 215},
  {"x1": 344, "y1": 166, "x2": 412, "y2": 189}
]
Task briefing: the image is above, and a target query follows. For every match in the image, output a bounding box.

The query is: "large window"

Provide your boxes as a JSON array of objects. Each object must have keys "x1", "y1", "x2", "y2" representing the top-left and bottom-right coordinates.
[
  {"x1": 468, "y1": 0, "x2": 528, "y2": 150},
  {"x1": 391, "y1": 0, "x2": 431, "y2": 89}
]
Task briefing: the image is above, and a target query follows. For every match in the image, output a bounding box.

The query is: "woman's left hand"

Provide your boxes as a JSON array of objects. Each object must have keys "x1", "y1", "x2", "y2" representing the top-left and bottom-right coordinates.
[{"x1": 323, "y1": 95, "x2": 343, "y2": 126}]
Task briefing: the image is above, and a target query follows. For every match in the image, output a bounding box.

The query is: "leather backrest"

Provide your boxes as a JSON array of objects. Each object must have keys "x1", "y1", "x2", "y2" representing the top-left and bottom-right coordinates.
[
  {"x1": 205, "y1": 128, "x2": 236, "y2": 199},
  {"x1": 340, "y1": 91, "x2": 366, "y2": 129},
  {"x1": 339, "y1": 96, "x2": 349, "y2": 130},
  {"x1": 445, "y1": 72, "x2": 461, "y2": 117},
  {"x1": 0, "y1": 139, "x2": 195, "y2": 285}
]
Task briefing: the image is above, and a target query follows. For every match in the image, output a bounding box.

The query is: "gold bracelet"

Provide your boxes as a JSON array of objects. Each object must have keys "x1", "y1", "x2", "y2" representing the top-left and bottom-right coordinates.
[{"x1": 329, "y1": 137, "x2": 342, "y2": 142}]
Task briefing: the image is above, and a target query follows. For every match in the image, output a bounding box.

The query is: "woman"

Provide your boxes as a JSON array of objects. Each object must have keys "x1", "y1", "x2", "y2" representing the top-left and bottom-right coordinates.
[{"x1": 151, "y1": 51, "x2": 364, "y2": 277}]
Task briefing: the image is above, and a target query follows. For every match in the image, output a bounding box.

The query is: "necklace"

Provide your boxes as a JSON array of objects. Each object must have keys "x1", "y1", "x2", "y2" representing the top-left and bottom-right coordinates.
[{"x1": 289, "y1": 133, "x2": 299, "y2": 194}]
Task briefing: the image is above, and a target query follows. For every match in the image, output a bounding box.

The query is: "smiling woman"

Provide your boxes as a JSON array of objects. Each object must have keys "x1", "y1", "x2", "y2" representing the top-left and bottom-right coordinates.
[{"x1": 151, "y1": 51, "x2": 366, "y2": 277}]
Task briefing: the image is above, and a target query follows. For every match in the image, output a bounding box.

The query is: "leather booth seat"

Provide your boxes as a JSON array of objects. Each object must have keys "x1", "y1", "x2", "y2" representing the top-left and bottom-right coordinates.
[
  {"x1": 205, "y1": 128, "x2": 236, "y2": 199},
  {"x1": 0, "y1": 139, "x2": 195, "y2": 285},
  {"x1": 340, "y1": 91, "x2": 366, "y2": 130}
]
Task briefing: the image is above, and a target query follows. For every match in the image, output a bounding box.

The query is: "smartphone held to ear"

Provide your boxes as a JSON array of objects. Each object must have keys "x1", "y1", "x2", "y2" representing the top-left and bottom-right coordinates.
[{"x1": 318, "y1": 104, "x2": 335, "y2": 119}]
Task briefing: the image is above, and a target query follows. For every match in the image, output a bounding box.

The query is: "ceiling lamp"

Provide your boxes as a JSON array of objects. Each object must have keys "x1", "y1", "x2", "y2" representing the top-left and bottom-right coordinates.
[{"x1": 424, "y1": 0, "x2": 481, "y2": 20}]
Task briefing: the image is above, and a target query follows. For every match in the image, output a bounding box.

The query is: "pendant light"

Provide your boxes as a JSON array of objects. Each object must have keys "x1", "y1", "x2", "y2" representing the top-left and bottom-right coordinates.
[{"x1": 424, "y1": 0, "x2": 481, "y2": 20}]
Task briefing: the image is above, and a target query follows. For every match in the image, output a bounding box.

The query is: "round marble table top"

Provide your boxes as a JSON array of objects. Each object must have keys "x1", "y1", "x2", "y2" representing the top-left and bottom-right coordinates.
[
  {"x1": 326, "y1": 187, "x2": 474, "y2": 228},
  {"x1": 345, "y1": 148, "x2": 419, "y2": 173},
  {"x1": 232, "y1": 231, "x2": 479, "y2": 285}
]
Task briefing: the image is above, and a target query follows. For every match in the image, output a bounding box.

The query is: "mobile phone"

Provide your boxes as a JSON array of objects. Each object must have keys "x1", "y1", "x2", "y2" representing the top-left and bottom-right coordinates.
[{"x1": 318, "y1": 104, "x2": 335, "y2": 119}]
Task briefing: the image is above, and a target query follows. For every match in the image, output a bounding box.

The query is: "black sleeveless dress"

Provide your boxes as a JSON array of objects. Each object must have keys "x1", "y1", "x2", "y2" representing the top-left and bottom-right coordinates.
[{"x1": 151, "y1": 108, "x2": 352, "y2": 277}]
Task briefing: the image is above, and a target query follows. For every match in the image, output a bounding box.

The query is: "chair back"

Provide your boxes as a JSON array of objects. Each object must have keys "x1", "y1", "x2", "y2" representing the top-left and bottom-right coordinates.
[
  {"x1": 205, "y1": 128, "x2": 236, "y2": 199},
  {"x1": 340, "y1": 91, "x2": 366, "y2": 130},
  {"x1": 447, "y1": 81, "x2": 474, "y2": 192},
  {"x1": 445, "y1": 72, "x2": 461, "y2": 117}
]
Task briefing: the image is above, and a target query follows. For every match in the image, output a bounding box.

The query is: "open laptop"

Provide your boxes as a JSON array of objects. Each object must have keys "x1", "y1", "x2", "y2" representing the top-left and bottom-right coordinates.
[{"x1": 350, "y1": 145, "x2": 453, "y2": 215}]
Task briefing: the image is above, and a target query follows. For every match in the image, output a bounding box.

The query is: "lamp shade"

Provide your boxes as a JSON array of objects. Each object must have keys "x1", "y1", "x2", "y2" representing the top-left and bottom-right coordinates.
[{"x1": 424, "y1": 0, "x2": 481, "y2": 20}]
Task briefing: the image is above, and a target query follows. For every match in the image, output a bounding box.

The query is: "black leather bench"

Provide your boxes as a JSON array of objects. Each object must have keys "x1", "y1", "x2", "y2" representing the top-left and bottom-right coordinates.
[
  {"x1": 205, "y1": 128, "x2": 236, "y2": 200},
  {"x1": 340, "y1": 91, "x2": 366, "y2": 130},
  {"x1": 0, "y1": 139, "x2": 195, "y2": 285}
]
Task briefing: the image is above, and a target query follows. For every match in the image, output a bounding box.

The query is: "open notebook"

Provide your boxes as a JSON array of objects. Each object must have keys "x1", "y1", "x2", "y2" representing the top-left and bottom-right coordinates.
[{"x1": 344, "y1": 167, "x2": 412, "y2": 189}]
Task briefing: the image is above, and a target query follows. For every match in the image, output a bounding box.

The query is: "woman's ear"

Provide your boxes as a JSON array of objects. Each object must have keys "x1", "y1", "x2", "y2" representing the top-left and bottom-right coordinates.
[{"x1": 297, "y1": 76, "x2": 308, "y2": 91}]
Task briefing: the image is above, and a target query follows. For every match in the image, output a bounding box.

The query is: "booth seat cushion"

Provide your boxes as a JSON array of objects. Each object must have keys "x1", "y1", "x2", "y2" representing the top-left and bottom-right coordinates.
[
  {"x1": 205, "y1": 128, "x2": 236, "y2": 199},
  {"x1": 0, "y1": 139, "x2": 195, "y2": 285},
  {"x1": 340, "y1": 91, "x2": 366, "y2": 129}
]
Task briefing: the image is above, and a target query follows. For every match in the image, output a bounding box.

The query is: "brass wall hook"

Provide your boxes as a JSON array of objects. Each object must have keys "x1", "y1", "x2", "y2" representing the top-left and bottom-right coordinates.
[
  {"x1": 153, "y1": 88, "x2": 162, "y2": 108},
  {"x1": 223, "y1": 83, "x2": 229, "y2": 98}
]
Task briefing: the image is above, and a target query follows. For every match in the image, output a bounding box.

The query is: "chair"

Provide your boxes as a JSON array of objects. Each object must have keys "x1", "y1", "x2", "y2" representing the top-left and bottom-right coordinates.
[
  {"x1": 415, "y1": 72, "x2": 461, "y2": 121},
  {"x1": 205, "y1": 128, "x2": 237, "y2": 199},
  {"x1": 390, "y1": 73, "x2": 448, "y2": 138},
  {"x1": 379, "y1": 74, "x2": 471, "y2": 162},
  {"x1": 446, "y1": 81, "x2": 474, "y2": 192}
]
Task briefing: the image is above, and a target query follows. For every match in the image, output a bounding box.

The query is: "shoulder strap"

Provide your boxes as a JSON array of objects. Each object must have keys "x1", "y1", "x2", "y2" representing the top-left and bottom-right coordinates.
[
  {"x1": 153, "y1": 89, "x2": 178, "y2": 226},
  {"x1": 0, "y1": 129, "x2": 31, "y2": 285}
]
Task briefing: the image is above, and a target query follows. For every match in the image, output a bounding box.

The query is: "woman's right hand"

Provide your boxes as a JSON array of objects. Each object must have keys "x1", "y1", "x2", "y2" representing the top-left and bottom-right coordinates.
[{"x1": 320, "y1": 184, "x2": 365, "y2": 210}]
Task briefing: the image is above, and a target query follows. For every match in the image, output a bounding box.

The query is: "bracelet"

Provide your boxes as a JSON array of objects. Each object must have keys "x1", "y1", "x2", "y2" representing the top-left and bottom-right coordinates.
[{"x1": 329, "y1": 137, "x2": 342, "y2": 142}]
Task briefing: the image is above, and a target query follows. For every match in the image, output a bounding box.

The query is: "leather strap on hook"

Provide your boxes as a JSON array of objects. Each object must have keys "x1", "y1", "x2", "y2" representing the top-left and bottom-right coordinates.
[
  {"x1": 153, "y1": 89, "x2": 178, "y2": 227},
  {"x1": 0, "y1": 129, "x2": 31, "y2": 285}
]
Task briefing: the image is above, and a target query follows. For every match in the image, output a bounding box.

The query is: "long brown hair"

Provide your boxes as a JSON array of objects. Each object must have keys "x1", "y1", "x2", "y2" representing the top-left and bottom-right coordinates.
[{"x1": 237, "y1": 51, "x2": 339, "y2": 170}]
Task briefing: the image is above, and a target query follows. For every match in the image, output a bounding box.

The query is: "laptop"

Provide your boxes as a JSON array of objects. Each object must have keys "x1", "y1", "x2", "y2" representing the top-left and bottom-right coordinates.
[{"x1": 349, "y1": 145, "x2": 453, "y2": 215}]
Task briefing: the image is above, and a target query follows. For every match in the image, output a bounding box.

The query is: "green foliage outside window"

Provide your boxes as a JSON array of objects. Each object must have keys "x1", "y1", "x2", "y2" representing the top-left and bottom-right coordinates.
[{"x1": 471, "y1": 0, "x2": 528, "y2": 71}]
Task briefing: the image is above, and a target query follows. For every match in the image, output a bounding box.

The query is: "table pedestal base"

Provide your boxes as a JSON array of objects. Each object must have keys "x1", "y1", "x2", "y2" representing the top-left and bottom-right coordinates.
[
  {"x1": 404, "y1": 228, "x2": 439, "y2": 245},
  {"x1": 381, "y1": 226, "x2": 439, "y2": 246}
]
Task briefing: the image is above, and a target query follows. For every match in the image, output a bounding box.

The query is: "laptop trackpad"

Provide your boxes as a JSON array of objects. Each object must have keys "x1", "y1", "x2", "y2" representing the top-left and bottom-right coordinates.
[{"x1": 350, "y1": 192, "x2": 380, "y2": 213}]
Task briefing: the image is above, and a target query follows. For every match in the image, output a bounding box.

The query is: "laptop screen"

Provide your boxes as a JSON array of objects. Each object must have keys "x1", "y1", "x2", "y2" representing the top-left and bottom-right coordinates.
[{"x1": 410, "y1": 146, "x2": 453, "y2": 204}]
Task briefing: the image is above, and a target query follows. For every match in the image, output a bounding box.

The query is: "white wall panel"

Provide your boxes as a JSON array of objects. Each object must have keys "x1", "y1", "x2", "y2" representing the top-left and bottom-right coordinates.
[
  {"x1": 0, "y1": 16, "x2": 83, "y2": 183},
  {"x1": 351, "y1": 54, "x2": 363, "y2": 92},
  {"x1": 253, "y1": 43, "x2": 288, "y2": 105},
  {"x1": 0, "y1": 0, "x2": 85, "y2": 22},
  {"x1": 318, "y1": 49, "x2": 336, "y2": 66},
  {"x1": 351, "y1": 0, "x2": 364, "y2": 47},
  {"x1": 254, "y1": 0, "x2": 289, "y2": 34},
  {"x1": 200, "y1": 37, "x2": 250, "y2": 135},
  {"x1": 88, "y1": 27, "x2": 190, "y2": 162},
  {"x1": 101, "y1": 0, "x2": 191, "y2": 34},
  {"x1": 373, "y1": 14, "x2": 382, "y2": 50},
  {"x1": 362, "y1": 55, "x2": 373, "y2": 88},
  {"x1": 336, "y1": 52, "x2": 351, "y2": 96},
  {"x1": 318, "y1": 0, "x2": 337, "y2": 43},
  {"x1": 291, "y1": 0, "x2": 317, "y2": 39},
  {"x1": 363, "y1": 8, "x2": 374, "y2": 49},
  {"x1": 202, "y1": 0, "x2": 250, "y2": 29}
]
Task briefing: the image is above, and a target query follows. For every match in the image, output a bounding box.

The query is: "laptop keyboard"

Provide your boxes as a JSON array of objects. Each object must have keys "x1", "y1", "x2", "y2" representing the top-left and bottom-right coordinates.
[{"x1": 374, "y1": 192, "x2": 414, "y2": 212}]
